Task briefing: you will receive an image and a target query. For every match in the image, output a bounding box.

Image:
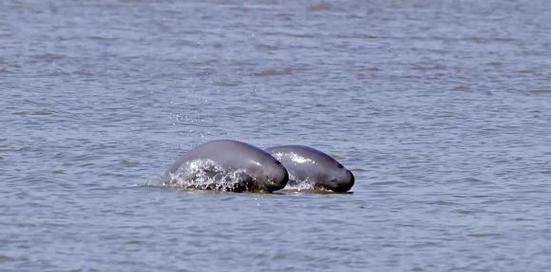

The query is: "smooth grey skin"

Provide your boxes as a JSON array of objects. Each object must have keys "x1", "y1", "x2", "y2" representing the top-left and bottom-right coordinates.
[
  {"x1": 265, "y1": 145, "x2": 354, "y2": 193},
  {"x1": 166, "y1": 140, "x2": 288, "y2": 193}
]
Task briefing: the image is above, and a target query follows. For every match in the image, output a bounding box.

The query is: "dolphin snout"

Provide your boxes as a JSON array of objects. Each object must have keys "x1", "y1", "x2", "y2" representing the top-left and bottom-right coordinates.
[
  {"x1": 276, "y1": 168, "x2": 289, "y2": 191},
  {"x1": 332, "y1": 170, "x2": 354, "y2": 193},
  {"x1": 266, "y1": 167, "x2": 288, "y2": 192}
]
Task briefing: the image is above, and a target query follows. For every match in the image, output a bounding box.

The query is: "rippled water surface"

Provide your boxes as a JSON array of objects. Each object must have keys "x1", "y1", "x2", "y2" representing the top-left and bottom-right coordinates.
[{"x1": 1, "y1": 1, "x2": 551, "y2": 271}]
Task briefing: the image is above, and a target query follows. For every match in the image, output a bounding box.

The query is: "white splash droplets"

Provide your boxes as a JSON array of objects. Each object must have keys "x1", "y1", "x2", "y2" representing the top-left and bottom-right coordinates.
[
  {"x1": 283, "y1": 181, "x2": 316, "y2": 191},
  {"x1": 164, "y1": 159, "x2": 251, "y2": 191}
]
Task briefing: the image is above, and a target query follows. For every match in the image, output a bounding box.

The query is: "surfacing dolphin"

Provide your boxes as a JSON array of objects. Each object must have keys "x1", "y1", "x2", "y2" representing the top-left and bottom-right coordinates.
[
  {"x1": 265, "y1": 145, "x2": 354, "y2": 193},
  {"x1": 165, "y1": 140, "x2": 288, "y2": 193}
]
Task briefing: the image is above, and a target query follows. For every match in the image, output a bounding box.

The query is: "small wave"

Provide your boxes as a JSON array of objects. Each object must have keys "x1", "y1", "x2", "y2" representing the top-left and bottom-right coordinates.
[
  {"x1": 308, "y1": 2, "x2": 332, "y2": 12},
  {"x1": 32, "y1": 53, "x2": 66, "y2": 62},
  {"x1": 529, "y1": 89, "x2": 551, "y2": 96},
  {"x1": 350, "y1": 167, "x2": 368, "y2": 173},
  {"x1": 0, "y1": 255, "x2": 16, "y2": 263},
  {"x1": 369, "y1": 181, "x2": 405, "y2": 186},
  {"x1": 253, "y1": 68, "x2": 293, "y2": 77},
  {"x1": 13, "y1": 110, "x2": 56, "y2": 116},
  {"x1": 467, "y1": 232, "x2": 503, "y2": 238}
]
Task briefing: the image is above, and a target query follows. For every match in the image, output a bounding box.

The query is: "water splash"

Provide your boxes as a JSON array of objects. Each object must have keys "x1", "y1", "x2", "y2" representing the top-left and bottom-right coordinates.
[
  {"x1": 281, "y1": 175, "x2": 333, "y2": 193},
  {"x1": 162, "y1": 159, "x2": 252, "y2": 192},
  {"x1": 283, "y1": 182, "x2": 316, "y2": 192}
]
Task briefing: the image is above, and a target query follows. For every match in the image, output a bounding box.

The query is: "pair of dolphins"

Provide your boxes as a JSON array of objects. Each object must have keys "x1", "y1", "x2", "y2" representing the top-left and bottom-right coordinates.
[{"x1": 164, "y1": 140, "x2": 354, "y2": 193}]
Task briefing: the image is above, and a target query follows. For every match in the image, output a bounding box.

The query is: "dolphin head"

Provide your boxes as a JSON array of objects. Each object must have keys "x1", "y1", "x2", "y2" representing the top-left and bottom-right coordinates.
[
  {"x1": 266, "y1": 145, "x2": 355, "y2": 193},
  {"x1": 329, "y1": 166, "x2": 355, "y2": 193},
  {"x1": 256, "y1": 159, "x2": 288, "y2": 192}
]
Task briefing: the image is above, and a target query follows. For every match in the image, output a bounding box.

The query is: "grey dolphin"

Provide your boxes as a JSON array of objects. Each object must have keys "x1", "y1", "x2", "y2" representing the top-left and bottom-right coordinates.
[
  {"x1": 265, "y1": 145, "x2": 354, "y2": 193},
  {"x1": 165, "y1": 140, "x2": 288, "y2": 193}
]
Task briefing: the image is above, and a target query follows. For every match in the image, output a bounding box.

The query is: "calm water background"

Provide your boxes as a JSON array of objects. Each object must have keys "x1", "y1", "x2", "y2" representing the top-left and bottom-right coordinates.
[{"x1": 1, "y1": 0, "x2": 550, "y2": 271}]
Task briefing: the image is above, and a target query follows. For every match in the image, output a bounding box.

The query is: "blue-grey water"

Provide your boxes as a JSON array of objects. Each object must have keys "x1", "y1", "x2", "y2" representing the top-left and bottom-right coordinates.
[{"x1": 1, "y1": 1, "x2": 551, "y2": 271}]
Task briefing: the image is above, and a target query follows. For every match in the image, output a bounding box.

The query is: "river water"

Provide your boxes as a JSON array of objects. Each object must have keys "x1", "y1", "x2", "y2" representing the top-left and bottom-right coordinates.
[{"x1": 1, "y1": 0, "x2": 550, "y2": 271}]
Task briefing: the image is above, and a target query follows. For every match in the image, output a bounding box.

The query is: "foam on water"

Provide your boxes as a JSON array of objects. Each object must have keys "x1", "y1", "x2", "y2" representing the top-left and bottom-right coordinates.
[{"x1": 281, "y1": 182, "x2": 326, "y2": 193}]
